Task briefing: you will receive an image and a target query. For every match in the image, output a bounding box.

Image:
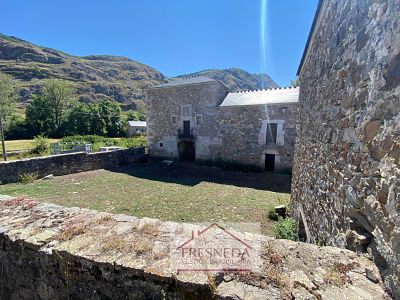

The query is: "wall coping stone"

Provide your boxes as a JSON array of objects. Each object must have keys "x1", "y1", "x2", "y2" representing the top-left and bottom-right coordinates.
[{"x1": 0, "y1": 195, "x2": 391, "y2": 299}]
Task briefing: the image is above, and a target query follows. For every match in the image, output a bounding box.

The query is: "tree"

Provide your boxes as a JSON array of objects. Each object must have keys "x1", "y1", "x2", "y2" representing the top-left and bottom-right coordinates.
[
  {"x1": 136, "y1": 103, "x2": 146, "y2": 121},
  {"x1": 290, "y1": 77, "x2": 300, "y2": 87},
  {"x1": 99, "y1": 98, "x2": 123, "y2": 137},
  {"x1": 43, "y1": 80, "x2": 75, "y2": 128},
  {"x1": 62, "y1": 103, "x2": 91, "y2": 136},
  {"x1": 126, "y1": 110, "x2": 140, "y2": 121},
  {"x1": 0, "y1": 72, "x2": 18, "y2": 160},
  {"x1": 26, "y1": 94, "x2": 55, "y2": 136},
  {"x1": 0, "y1": 73, "x2": 18, "y2": 127},
  {"x1": 88, "y1": 103, "x2": 105, "y2": 136}
]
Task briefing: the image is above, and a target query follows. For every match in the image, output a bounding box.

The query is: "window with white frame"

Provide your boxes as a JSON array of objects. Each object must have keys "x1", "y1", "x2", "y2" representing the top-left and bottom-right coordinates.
[
  {"x1": 266, "y1": 123, "x2": 278, "y2": 145},
  {"x1": 195, "y1": 114, "x2": 202, "y2": 125}
]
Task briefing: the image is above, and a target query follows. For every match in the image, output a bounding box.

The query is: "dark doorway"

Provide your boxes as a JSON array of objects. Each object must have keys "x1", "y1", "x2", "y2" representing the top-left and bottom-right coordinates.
[
  {"x1": 265, "y1": 154, "x2": 275, "y2": 172},
  {"x1": 183, "y1": 121, "x2": 191, "y2": 138},
  {"x1": 178, "y1": 141, "x2": 195, "y2": 162}
]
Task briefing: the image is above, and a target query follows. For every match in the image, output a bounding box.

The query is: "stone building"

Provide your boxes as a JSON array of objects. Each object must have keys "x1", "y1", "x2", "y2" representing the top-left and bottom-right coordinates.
[
  {"x1": 145, "y1": 77, "x2": 298, "y2": 172},
  {"x1": 290, "y1": 0, "x2": 400, "y2": 297},
  {"x1": 128, "y1": 121, "x2": 146, "y2": 137}
]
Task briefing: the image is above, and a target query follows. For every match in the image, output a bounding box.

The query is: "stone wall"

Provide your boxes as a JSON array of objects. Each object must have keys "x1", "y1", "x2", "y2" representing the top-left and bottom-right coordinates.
[
  {"x1": 215, "y1": 103, "x2": 297, "y2": 172},
  {"x1": 146, "y1": 81, "x2": 229, "y2": 160},
  {"x1": 146, "y1": 82, "x2": 297, "y2": 172},
  {"x1": 291, "y1": 0, "x2": 400, "y2": 297},
  {"x1": 0, "y1": 147, "x2": 145, "y2": 184},
  {"x1": 0, "y1": 195, "x2": 390, "y2": 299}
]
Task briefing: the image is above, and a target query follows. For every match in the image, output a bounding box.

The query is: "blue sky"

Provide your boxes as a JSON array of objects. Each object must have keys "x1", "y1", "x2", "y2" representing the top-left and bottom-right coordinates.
[{"x1": 1, "y1": 0, "x2": 318, "y2": 87}]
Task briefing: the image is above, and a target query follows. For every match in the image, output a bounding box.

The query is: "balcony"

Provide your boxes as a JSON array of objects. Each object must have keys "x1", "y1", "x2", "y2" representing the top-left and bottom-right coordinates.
[{"x1": 178, "y1": 128, "x2": 194, "y2": 140}]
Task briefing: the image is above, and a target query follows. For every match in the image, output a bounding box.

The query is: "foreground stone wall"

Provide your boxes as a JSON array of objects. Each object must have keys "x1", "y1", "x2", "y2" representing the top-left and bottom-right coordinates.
[
  {"x1": 0, "y1": 147, "x2": 145, "y2": 184},
  {"x1": 291, "y1": 0, "x2": 400, "y2": 297},
  {"x1": 0, "y1": 195, "x2": 390, "y2": 299}
]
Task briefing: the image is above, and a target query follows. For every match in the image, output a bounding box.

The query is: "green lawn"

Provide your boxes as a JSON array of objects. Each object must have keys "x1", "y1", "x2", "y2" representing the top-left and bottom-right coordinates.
[
  {"x1": 4, "y1": 139, "x2": 59, "y2": 151},
  {"x1": 0, "y1": 161, "x2": 291, "y2": 236}
]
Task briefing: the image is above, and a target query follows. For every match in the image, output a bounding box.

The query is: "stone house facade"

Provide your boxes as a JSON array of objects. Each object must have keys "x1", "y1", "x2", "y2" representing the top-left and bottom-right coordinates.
[
  {"x1": 145, "y1": 77, "x2": 298, "y2": 172},
  {"x1": 290, "y1": 0, "x2": 400, "y2": 297},
  {"x1": 128, "y1": 121, "x2": 146, "y2": 137}
]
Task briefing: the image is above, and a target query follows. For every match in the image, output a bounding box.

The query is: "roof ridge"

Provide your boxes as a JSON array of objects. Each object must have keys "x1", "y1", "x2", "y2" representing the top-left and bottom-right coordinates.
[{"x1": 231, "y1": 86, "x2": 297, "y2": 94}]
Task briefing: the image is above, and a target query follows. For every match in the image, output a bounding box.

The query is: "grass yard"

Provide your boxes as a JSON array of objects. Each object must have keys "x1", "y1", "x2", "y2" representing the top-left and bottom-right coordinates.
[
  {"x1": 0, "y1": 160, "x2": 291, "y2": 236},
  {"x1": 4, "y1": 139, "x2": 59, "y2": 151}
]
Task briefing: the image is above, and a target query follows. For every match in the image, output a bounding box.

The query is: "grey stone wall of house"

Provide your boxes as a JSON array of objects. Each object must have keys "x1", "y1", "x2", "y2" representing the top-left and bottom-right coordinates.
[
  {"x1": 290, "y1": 0, "x2": 400, "y2": 297},
  {"x1": 0, "y1": 147, "x2": 145, "y2": 184},
  {"x1": 0, "y1": 195, "x2": 391, "y2": 299},
  {"x1": 146, "y1": 81, "x2": 297, "y2": 172},
  {"x1": 128, "y1": 125, "x2": 146, "y2": 137},
  {"x1": 146, "y1": 81, "x2": 229, "y2": 160},
  {"x1": 214, "y1": 103, "x2": 297, "y2": 172}
]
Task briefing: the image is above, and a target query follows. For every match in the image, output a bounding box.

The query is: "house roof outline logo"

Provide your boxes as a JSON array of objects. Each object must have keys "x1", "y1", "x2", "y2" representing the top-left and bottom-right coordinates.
[{"x1": 176, "y1": 222, "x2": 253, "y2": 250}]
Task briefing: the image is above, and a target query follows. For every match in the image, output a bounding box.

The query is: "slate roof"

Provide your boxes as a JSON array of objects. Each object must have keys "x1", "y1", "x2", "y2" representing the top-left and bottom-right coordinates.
[
  {"x1": 219, "y1": 87, "x2": 299, "y2": 107},
  {"x1": 128, "y1": 121, "x2": 146, "y2": 127},
  {"x1": 151, "y1": 76, "x2": 215, "y2": 88}
]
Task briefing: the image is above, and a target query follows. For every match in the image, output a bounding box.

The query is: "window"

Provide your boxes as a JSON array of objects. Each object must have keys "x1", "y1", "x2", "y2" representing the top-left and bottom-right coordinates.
[
  {"x1": 160, "y1": 143, "x2": 163, "y2": 147},
  {"x1": 195, "y1": 114, "x2": 202, "y2": 125},
  {"x1": 172, "y1": 116, "x2": 177, "y2": 124},
  {"x1": 266, "y1": 123, "x2": 278, "y2": 145},
  {"x1": 181, "y1": 105, "x2": 192, "y2": 116}
]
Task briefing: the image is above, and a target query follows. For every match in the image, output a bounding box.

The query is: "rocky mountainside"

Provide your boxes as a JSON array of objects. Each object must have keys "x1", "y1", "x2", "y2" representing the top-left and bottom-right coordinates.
[
  {"x1": 175, "y1": 68, "x2": 279, "y2": 91},
  {"x1": 0, "y1": 33, "x2": 279, "y2": 111},
  {"x1": 0, "y1": 34, "x2": 168, "y2": 110}
]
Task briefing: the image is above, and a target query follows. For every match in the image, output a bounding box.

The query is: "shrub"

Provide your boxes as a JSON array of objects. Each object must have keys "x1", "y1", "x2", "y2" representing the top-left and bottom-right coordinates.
[
  {"x1": 273, "y1": 217, "x2": 296, "y2": 240},
  {"x1": 267, "y1": 207, "x2": 278, "y2": 221},
  {"x1": 135, "y1": 130, "x2": 142, "y2": 137},
  {"x1": 30, "y1": 135, "x2": 49, "y2": 154},
  {"x1": 20, "y1": 172, "x2": 38, "y2": 184}
]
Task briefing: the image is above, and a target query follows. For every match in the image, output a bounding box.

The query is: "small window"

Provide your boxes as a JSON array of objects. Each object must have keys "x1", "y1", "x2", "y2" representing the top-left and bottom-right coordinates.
[
  {"x1": 266, "y1": 123, "x2": 278, "y2": 145},
  {"x1": 160, "y1": 143, "x2": 163, "y2": 147},
  {"x1": 196, "y1": 115, "x2": 202, "y2": 124},
  {"x1": 172, "y1": 116, "x2": 177, "y2": 124}
]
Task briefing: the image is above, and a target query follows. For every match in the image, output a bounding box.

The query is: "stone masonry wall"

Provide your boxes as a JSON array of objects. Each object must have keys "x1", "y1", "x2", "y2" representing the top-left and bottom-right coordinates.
[
  {"x1": 0, "y1": 195, "x2": 390, "y2": 299},
  {"x1": 146, "y1": 81, "x2": 229, "y2": 160},
  {"x1": 291, "y1": 0, "x2": 400, "y2": 297},
  {"x1": 0, "y1": 147, "x2": 145, "y2": 184},
  {"x1": 215, "y1": 103, "x2": 297, "y2": 172},
  {"x1": 146, "y1": 82, "x2": 297, "y2": 172}
]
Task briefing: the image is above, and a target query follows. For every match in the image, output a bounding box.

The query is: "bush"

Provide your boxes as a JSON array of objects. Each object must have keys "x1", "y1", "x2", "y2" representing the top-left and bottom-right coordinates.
[
  {"x1": 273, "y1": 217, "x2": 296, "y2": 240},
  {"x1": 135, "y1": 130, "x2": 142, "y2": 137},
  {"x1": 267, "y1": 207, "x2": 278, "y2": 221},
  {"x1": 60, "y1": 135, "x2": 147, "y2": 151},
  {"x1": 30, "y1": 135, "x2": 49, "y2": 154},
  {"x1": 61, "y1": 135, "x2": 114, "y2": 145},
  {"x1": 20, "y1": 172, "x2": 38, "y2": 184}
]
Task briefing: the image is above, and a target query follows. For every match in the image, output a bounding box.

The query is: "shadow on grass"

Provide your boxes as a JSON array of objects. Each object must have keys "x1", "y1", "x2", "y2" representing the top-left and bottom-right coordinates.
[{"x1": 107, "y1": 160, "x2": 291, "y2": 193}]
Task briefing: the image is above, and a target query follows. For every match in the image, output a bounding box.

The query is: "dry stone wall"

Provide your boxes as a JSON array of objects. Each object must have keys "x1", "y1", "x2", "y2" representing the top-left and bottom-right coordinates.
[
  {"x1": 0, "y1": 195, "x2": 391, "y2": 299},
  {"x1": 216, "y1": 103, "x2": 297, "y2": 172},
  {"x1": 291, "y1": 0, "x2": 400, "y2": 298},
  {"x1": 0, "y1": 147, "x2": 145, "y2": 184}
]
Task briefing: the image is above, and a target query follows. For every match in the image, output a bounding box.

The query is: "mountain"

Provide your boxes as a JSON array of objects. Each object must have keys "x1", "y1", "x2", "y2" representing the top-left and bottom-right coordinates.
[
  {"x1": 0, "y1": 33, "x2": 279, "y2": 111},
  {"x1": 0, "y1": 33, "x2": 168, "y2": 111},
  {"x1": 174, "y1": 68, "x2": 279, "y2": 91}
]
